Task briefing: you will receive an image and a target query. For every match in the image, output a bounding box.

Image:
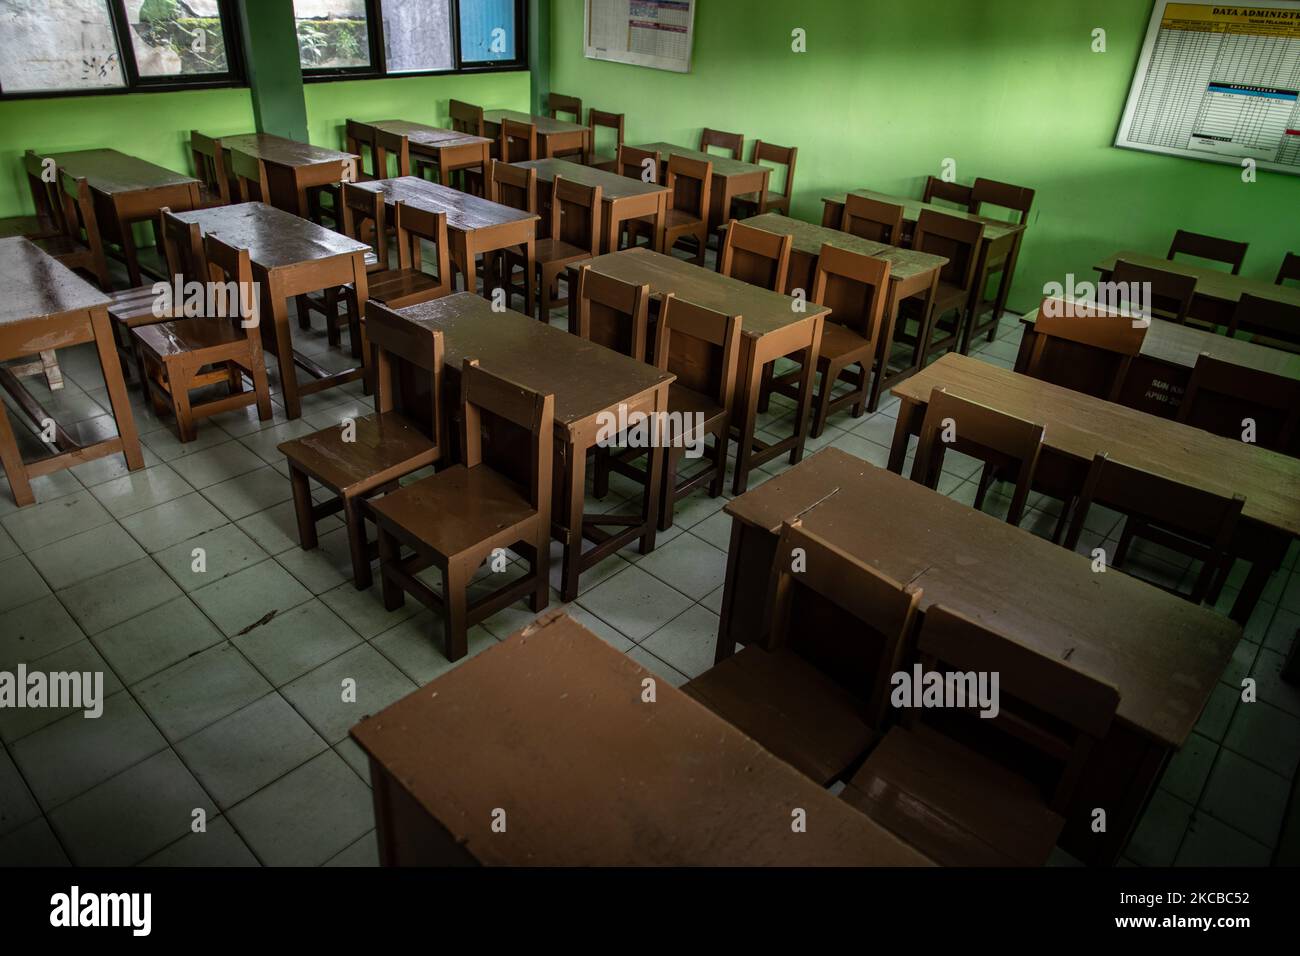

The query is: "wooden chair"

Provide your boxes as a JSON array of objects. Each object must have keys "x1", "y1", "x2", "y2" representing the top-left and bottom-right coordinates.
[
  {"x1": 1227, "y1": 293, "x2": 1300, "y2": 353},
  {"x1": 842, "y1": 605, "x2": 1119, "y2": 866},
  {"x1": 585, "y1": 109, "x2": 625, "y2": 171},
  {"x1": 1109, "y1": 258, "x2": 1197, "y2": 326},
  {"x1": 966, "y1": 178, "x2": 1034, "y2": 348},
  {"x1": 345, "y1": 120, "x2": 381, "y2": 181},
  {"x1": 902, "y1": 209, "x2": 983, "y2": 362},
  {"x1": 360, "y1": 201, "x2": 453, "y2": 310},
  {"x1": 189, "y1": 132, "x2": 231, "y2": 208},
  {"x1": 840, "y1": 194, "x2": 905, "y2": 245},
  {"x1": 503, "y1": 176, "x2": 601, "y2": 320},
  {"x1": 910, "y1": 386, "x2": 1045, "y2": 527},
  {"x1": 699, "y1": 128, "x2": 744, "y2": 160},
  {"x1": 684, "y1": 518, "x2": 923, "y2": 785},
  {"x1": 279, "y1": 328, "x2": 444, "y2": 590},
  {"x1": 229, "y1": 148, "x2": 268, "y2": 203},
  {"x1": 374, "y1": 127, "x2": 411, "y2": 178},
  {"x1": 499, "y1": 118, "x2": 538, "y2": 164},
  {"x1": 449, "y1": 99, "x2": 487, "y2": 194},
  {"x1": 1276, "y1": 252, "x2": 1300, "y2": 286},
  {"x1": 657, "y1": 154, "x2": 712, "y2": 264},
  {"x1": 487, "y1": 160, "x2": 538, "y2": 301},
  {"x1": 922, "y1": 175, "x2": 975, "y2": 211},
  {"x1": 547, "y1": 92, "x2": 583, "y2": 123},
  {"x1": 1064, "y1": 452, "x2": 1244, "y2": 604},
  {"x1": 52, "y1": 170, "x2": 111, "y2": 289},
  {"x1": 717, "y1": 218, "x2": 792, "y2": 292},
  {"x1": 370, "y1": 359, "x2": 554, "y2": 662},
  {"x1": 1023, "y1": 297, "x2": 1147, "y2": 403},
  {"x1": 616, "y1": 145, "x2": 661, "y2": 250},
  {"x1": 296, "y1": 182, "x2": 386, "y2": 351},
  {"x1": 1168, "y1": 228, "x2": 1248, "y2": 275},
  {"x1": 1177, "y1": 354, "x2": 1300, "y2": 456},
  {"x1": 132, "y1": 234, "x2": 273, "y2": 443},
  {"x1": 569, "y1": 265, "x2": 651, "y2": 362},
  {"x1": 730, "y1": 141, "x2": 797, "y2": 217},
  {"x1": 0, "y1": 151, "x2": 64, "y2": 240}
]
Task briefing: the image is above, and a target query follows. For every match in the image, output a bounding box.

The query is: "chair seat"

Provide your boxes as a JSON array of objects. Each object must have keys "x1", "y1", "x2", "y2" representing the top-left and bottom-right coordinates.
[
  {"x1": 278, "y1": 411, "x2": 436, "y2": 495},
  {"x1": 661, "y1": 208, "x2": 704, "y2": 230},
  {"x1": 732, "y1": 189, "x2": 787, "y2": 209},
  {"x1": 369, "y1": 464, "x2": 538, "y2": 558},
  {"x1": 843, "y1": 725, "x2": 1064, "y2": 866},
  {"x1": 681, "y1": 645, "x2": 875, "y2": 785},
  {"x1": 196, "y1": 185, "x2": 227, "y2": 209},
  {"x1": 368, "y1": 268, "x2": 443, "y2": 305},
  {"x1": 132, "y1": 317, "x2": 247, "y2": 359},
  {"x1": 109, "y1": 285, "x2": 171, "y2": 326},
  {"x1": 818, "y1": 322, "x2": 874, "y2": 363},
  {"x1": 533, "y1": 238, "x2": 590, "y2": 266}
]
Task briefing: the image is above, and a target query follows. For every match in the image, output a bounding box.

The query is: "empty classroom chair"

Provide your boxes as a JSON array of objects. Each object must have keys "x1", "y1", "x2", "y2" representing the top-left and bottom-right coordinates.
[
  {"x1": 700, "y1": 127, "x2": 744, "y2": 160},
  {"x1": 1109, "y1": 258, "x2": 1197, "y2": 325},
  {"x1": 374, "y1": 127, "x2": 411, "y2": 178},
  {"x1": 370, "y1": 360, "x2": 554, "y2": 662},
  {"x1": 1277, "y1": 252, "x2": 1300, "y2": 286},
  {"x1": 1063, "y1": 452, "x2": 1244, "y2": 604},
  {"x1": 364, "y1": 202, "x2": 454, "y2": 309},
  {"x1": 189, "y1": 132, "x2": 232, "y2": 208},
  {"x1": 910, "y1": 387, "x2": 1045, "y2": 527},
  {"x1": 52, "y1": 170, "x2": 111, "y2": 289},
  {"x1": 1227, "y1": 293, "x2": 1300, "y2": 353},
  {"x1": 569, "y1": 266, "x2": 651, "y2": 362},
  {"x1": 585, "y1": 109, "x2": 625, "y2": 171},
  {"x1": 499, "y1": 118, "x2": 538, "y2": 163},
  {"x1": 279, "y1": 330, "x2": 445, "y2": 590},
  {"x1": 730, "y1": 141, "x2": 798, "y2": 217},
  {"x1": 902, "y1": 209, "x2": 984, "y2": 362},
  {"x1": 229, "y1": 148, "x2": 269, "y2": 203},
  {"x1": 0, "y1": 150, "x2": 64, "y2": 240},
  {"x1": 922, "y1": 175, "x2": 975, "y2": 211},
  {"x1": 966, "y1": 178, "x2": 1034, "y2": 348},
  {"x1": 1177, "y1": 354, "x2": 1300, "y2": 456},
  {"x1": 840, "y1": 193, "x2": 905, "y2": 245},
  {"x1": 842, "y1": 605, "x2": 1119, "y2": 866},
  {"x1": 1023, "y1": 297, "x2": 1148, "y2": 403},
  {"x1": 616, "y1": 145, "x2": 662, "y2": 249},
  {"x1": 1167, "y1": 228, "x2": 1249, "y2": 275},
  {"x1": 546, "y1": 93, "x2": 585, "y2": 160},
  {"x1": 503, "y1": 176, "x2": 601, "y2": 320},
  {"x1": 717, "y1": 218, "x2": 792, "y2": 292},
  {"x1": 449, "y1": 99, "x2": 488, "y2": 194},
  {"x1": 658, "y1": 153, "x2": 712, "y2": 264},
  {"x1": 345, "y1": 120, "x2": 381, "y2": 181},
  {"x1": 297, "y1": 183, "x2": 388, "y2": 350},
  {"x1": 132, "y1": 234, "x2": 273, "y2": 443},
  {"x1": 684, "y1": 518, "x2": 923, "y2": 785},
  {"x1": 488, "y1": 160, "x2": 538, "y2": 301}
]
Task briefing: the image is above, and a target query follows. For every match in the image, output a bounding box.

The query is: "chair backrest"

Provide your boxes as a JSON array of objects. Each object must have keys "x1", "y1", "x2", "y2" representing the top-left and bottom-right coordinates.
[
  {"x1": 1024, "y1": 297, "x2": 1148, "y2": 403},
  {"x1": 202, "y1": 233, "x2": 261, "y2": 348},
  {"x1": 699, "y1": 128, "x2": 743, "y2": 160},
  {"x1": 55, "y1": 169, "x2": 108, "y2": 283},
  {"x1": 449, "y1": 100, "x2": 485, "y2": 137},
  {"x1": 1168, "y1": 228, "x2": 1248, "y2": 275},
  {"x1": 1178, "y1": 353, "x2": 1300, "y2": 454},
  {"x1": 750, "y1": 140, "x2": 797, "y2": 201},
  {"x1": 572, "y1": 266, "x2": 651, "y2": 361},
  {"x1": 841, "y1": 194, "x2": 904, "y2": 245},
  {"x1": 921, "y1": 175, "x2": 974, "y2": 211},
  {"x1": 339, "y1": 182, "x2": 388, "y2": 267},
  {"x1": 373, "y1": 127, "x2": 410, "y2": 178},
  {"x1": 653, "y1": 292, "x2": 741, "y2": 412},
  {"x1": 717, "y1": 219, "x2": 791, "y2": 292},
  {"x1": 500, "y1": 118, "x2": 537, "y2": 163},
  {"x1": 766, "y1": 518, "x2": 923, "y2": 728},
  {"x1": 343, "y1": 120, "x2": 380, "y2": 181},
  {"x1": 586, "y1": 109, "x2": 625, "y2": 164},
  {"x1": 616, "y1": 145, "x2": 660, "y2": 184},
  {"x1": 392, "y1": 201, "x2": 452, "y2": 295},
  {"x1": 913, "y1": 209, "x2": 984, "y2": 292},
  {"x1": 228, "y1": 148, "x2": 268, "y2": 203},
  {"x1": 23, "y1": 150, "x2": 62, "y2": 233},
  {"x1": 546, "y1": 175, "x2": 602, "y2": 254},
  {"x1": 910, "y1": 386, "x2": 1045, "y2": 525},
  {"x1": 1110, "y1": 259, "x2": 1197, "y2": 325},
  {"x1": 914, "y1": 604, "x2": 1120, "y2": 811},
  {"x1": 1227, "y1": 293, "x2": 1300, "y2": 352},
  {"x1": 1277, "y1": 252, "x2": 1300, "y2": 287},
  {"x1": 547, "y1": 92, "x2": 582, "y2": 123},
  {"x1": 370, "y1": 321, "x2": 444, "y2": 454},
  {"x1": 159, "y1": 207, "x2": 207, "y2": 282},
  {"x1": 665, "y1": 153, "x2": 712, "y2": 218},
  {"x1": 189, "y1": 132, "x2": 230, "y2": 205},
  {"x1": 970, "y1": 177, "x2": 1034, "y2": 225},
  {"x1": 811, "y1": 244, "x2": 890, "y2": 350},
  {"x1": 488, "y1": 159, "x2": 537, "y2": 215},
  {"x1": 460, "y1": 358, "x2": 554, "y2": 516}
]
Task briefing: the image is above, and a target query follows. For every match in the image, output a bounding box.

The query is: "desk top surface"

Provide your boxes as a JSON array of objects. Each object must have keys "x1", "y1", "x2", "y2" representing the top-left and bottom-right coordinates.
[{"x1": 0, "y1": 237, "x2": 110, "y2": 327}]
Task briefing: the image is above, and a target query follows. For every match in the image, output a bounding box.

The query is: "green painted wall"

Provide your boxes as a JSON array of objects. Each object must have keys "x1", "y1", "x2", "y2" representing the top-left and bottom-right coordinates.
[
  {"x1": 238, "y1": 0, "x2": 309, "y2": 141},
  {"x1": 549, "y1": 0, "x2": 1300, "y2": 311}
]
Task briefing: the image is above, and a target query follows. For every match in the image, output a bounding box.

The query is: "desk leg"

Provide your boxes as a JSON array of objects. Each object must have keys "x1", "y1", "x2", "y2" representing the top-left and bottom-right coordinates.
[
  {"x1": 115, "y1": 208, "x2": 142, "y2": 290},
  {"x1": 1231, "y1": 531, "x2": 1289, "y2": 626},
  {"x1": 654, "y1": 192, "x2": 667, "y2": 253},
  {"x1": 524, "y1": 235, "x2": 536, "y2": 317},
  {"x1": 560, "y1": 438, "x2": 586, "y2": 603},
  {"x1": 887, "y1": 398, "x2": 917, "y2": 474},
  {"x1": 788, "y1": 319, "x2": 822, "y2": 465},
  {"x1": 267, "y1": 276, "x2": 302, "y2": 419},
  {"x1": 0, "y1": 403, "x2": 34, "y2": 507},
  {"x1": 731, "y1": 339, "x2": 764, "y2": 496},
  {"x1": 640, "y1": 386, "x2": 666, "y2": 553},
  {"x1": 602, "y1": 202, "x2": 619, "y2": 257},
  {"x1": 91, "y1": 308, "x2": 144, "y2": 471},
  {"x1": 868, "y1": 286, "x2": 903, "y2": 414}
]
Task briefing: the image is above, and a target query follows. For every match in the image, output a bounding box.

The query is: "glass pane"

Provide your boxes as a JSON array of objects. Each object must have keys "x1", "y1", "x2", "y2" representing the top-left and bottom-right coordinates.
[
  {"x1": 0, "y1": 0, "x2": 125, "y2": 93},
  {"x1": 459, "y1": 0, "x2": 515, "y2": 63},
  {"x1": 380, "y1": 0, "x2": 453, "y2": 74},
  {"x1": 293, "y1": 0, "x2": 371, "y2": 70},
  {"x1": 124, "y1": 0, "x2": 230, "y2": 78}
]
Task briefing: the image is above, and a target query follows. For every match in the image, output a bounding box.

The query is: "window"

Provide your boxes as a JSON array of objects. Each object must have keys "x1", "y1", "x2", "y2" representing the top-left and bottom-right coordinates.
[
  {"x1": 296, "y1": 0, "x2": 525, "y2": 79},
  {"x1": 0, "y1": 0, "x2": 243, "y2": 97}
]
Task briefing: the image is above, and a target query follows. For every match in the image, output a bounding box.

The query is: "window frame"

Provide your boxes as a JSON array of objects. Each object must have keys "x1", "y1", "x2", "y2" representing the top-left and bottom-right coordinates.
[
  {"x1": 0, "y1": 0, "x2": 247, "y2": 100},
  {"x1": 299, "y1": 0, "x2": 528, "y2": 84}
]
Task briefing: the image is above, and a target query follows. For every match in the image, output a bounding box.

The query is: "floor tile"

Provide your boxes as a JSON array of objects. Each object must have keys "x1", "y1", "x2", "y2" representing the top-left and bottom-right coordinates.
[
  {"x1": 92, "y1": 596, "x2": 225, "y2": 686},
  {"x1": 140, "y1": 815, "x2": 259, "y2": 867},
  {"x1": 1, "y1": 489, "x2": 113, "y2": 552},
  {"x1": 89, "y1": 464, "x2": 192, "y2": 518},
  {"x1": 561, "y1": 603, "x2": 635, "y2": 652},
  {"x1": 1159, "y1": 732, "x2": 1217, "y2": 805},
  {"x1": 636, "y1": 532, "x2": 727, "y2": 601},
  {"x1": 26, "y1": 522, "x2": 146, "y2": 591},
  {"x1": 0, "y1": 816, "x2": 71, "y2": 866},
  {"x1": 1175, "y1": 812, "x2": 1272, "y2": 866},
  {"x1": 0, "y1": 556, "x2": 50, "y2": 615},
  {"x1": 0, "y1": 747, "x2": 40, "y2": 839},
  {"x1": 232, "y1": 599, "x2": 362, "y2": 687},
  {"x1": 139, "y1": 423, "x2": 231, "y2": 463},
  {"x1": 1223, "y1": 701, "x2": 1300, "y2": 778},
  {"x1": 134, "y1": 642, "x2": 271, "y2": 743},
  {"x1": 1249, "y1": 647, "x2": 1300, "y2": 719},
  {"x1": 168, "y1": 441, "x2": 267, "y2": 490},
  {"x1": 1198, "y1": 749, "x2": 1289, "y2": 847},
  {"x1": 202, "y1": 466, "x2": 292, "y2": 521},
  {"x1": 58, "y1": 556, "x2": 182, "y2": 635},
  {"x1": 577, "y1": 564, "x2": 694, "y2": 642},
  {"x1": 191, "y1": 559, "x2": 313, "y2": 637},
  {"x1": 371, "y1": 614, "x2": 496, "y2": 685},
  {"x1": 120, "y1": 492, "x2": 228, "y2": 552},
  {"x1": 639, "y1": 604, "x2": 722, "y2": 679},
  {"x1": 1194, "y1": 683, "x2": 1239, "y2": 742},
  {"x1": 0, "y1": 594, "x2": 83, "y2": 670},
  {"x1": 154, "y1": 523, "x2": 267, "y2": 593},
  {"x1": 238, "y1": 419, "x2": 318, "y2": 465},
  {"x1": 236, "y1": 499, "x2": 339, "y2": 555},
  {"x1": 626, "y1": 645, "x2": 689, "y2": 688},
  {"x1": 320, "y1": 581, "x2": 418, "y2": 640},
  {"x1": 280, "y1": 644, "x2": 418, "y2": 744},
  {"x1": 0, "y1": 639, "x2": 123, "y2": 744},
  {"x1": 275, "y1": 525, "x2": 357, "y2": 595}
]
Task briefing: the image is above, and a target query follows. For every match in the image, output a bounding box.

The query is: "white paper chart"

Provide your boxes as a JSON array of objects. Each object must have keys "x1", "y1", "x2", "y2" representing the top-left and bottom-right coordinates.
[
  {"x1": 585, "y1": 0, "x2": 696, "y2": 73},
  {"x1": 1115, "y1": 1, "x2": 1300, "y2": 174}
]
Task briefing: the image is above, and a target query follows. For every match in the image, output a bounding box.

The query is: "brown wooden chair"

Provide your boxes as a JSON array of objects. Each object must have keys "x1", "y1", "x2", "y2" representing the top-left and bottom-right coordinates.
[
  {"x1": 730, "y1": 141, "x2": 797, "y2": 217},
  {"x1": 359, "y1": 201, "x2": 453, "y2": 311},
  {"x1": 1064, "y1": 452, "x2": 1244, "y2": 604},
  {"x1": 487, "y1": 160, "x2": 538, "y2": 302},
  {"x1": 345, "y1": 120, "x2": 381, "y2": 181},
  {"x1": 374, "y1": 126, "x2": 411, "y2": 178},
  {"x1": 966, "y1": 178, "x2": 1034, "y2": 348},
  {"x1": 910, "y1": 386, "x2": 1045, "y2": 527},
  {"x1": 1177, "y1": 354, "x2": 1300, "y2": 456},
  {"x1": 657, "y1": 153, "x2": 712, "y2": 264},
  {"x1": 569, "y1": 265, "x2": 651, "y2": 362},
  {"x1": 51, "y1": 170, "x2": 111, "y2": 289},
  {"x1": 547, "y1": 92, "x2": 583, "y2": 123},
  {"x1": 296, "y1": 182, "x2": 387, "y2": 350},
  {"x1": 1110, "y1": 258, "x2": 1197, "y2": 326},
  {"x1": 922, "y1": 175, "x2": 975, "y2": 211},
  {"x1": 187, "y1": 132, "x2": 232, "y2": 208},
  {"x1": 505, "y1": 175, "x2": 601, "y2": 320},
  {"x1": 699, "y1": 127, "x2": 743, "y2": 160},
  {"x1": 585, "y1": 109, "x2": 625, "y2": 171},
  {"x1": 684, "y1": 518, "x2": 923, "y2": 785},
  {"x1": 132, "y1": 234, "x2": 273, "y2": 443},
  {"x1": 901, "y1": 209, "x2": 984, "y2": 362},
  {"x1": 840, "y1": 194, "x2": 905, "y2": 245},
  {"x1": 717, "y1": 218, "x2": 792, "y2": 292},
  {"x1": 229, "y1": 148, "x2": 268, "y2": 203},
  {"x1": 616, "y1": 145, "x2": 661, "y2": 250},
  {"x1": 1277, "y1": 252, "x2": 1300, "y2": 287},
  {"x1": 1023, "y1": 297, "x2": 1148, "y2": 403},
  {"x1": 843, "y1": 605, "x2": 1119, "y2": 866},
  {"x1": 1227, "y1": 293, "x2": 1300, "y2": 353},
  {"x1": 499, "y1": 118, "x2": 538, "y2": 164},
  {"x1": 1168, "y1": 228, "x2": 1248, "y2": 275},
  {"x1": 371, "y1": 359, "x2": 554, "y2": 661},
  {"x1": 0, "y1": 151, "x2": 64, "y2": 240},
  {"x1": 449, "y1": 99, "x2": 488, "y2": 195},
  {"x1": 279, "y1": 327, "x2": 444, "y2": 590}
]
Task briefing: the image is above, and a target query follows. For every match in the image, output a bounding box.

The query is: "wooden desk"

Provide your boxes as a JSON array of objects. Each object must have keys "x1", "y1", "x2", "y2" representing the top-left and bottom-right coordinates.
[
  {"x1": 822, "y1": 189, "x2": 1026, "y2": 352},
  {"x1": 368, "y1": 120, "x2": 492, "y2": 183},
  {"x1": 43, "y1": 149, "x2": 201, "y2": 289},
  {"x1": 1016, "y1": 308, "x2": 1300, "y2": 418},
  {"x1": 348, "y1": 176, "x2": 538, "y2": 311},
  {"x1": 715, "y1": 447, "x2": 1239, "y2": 863},
  {"x1": 569, "y1": 247, "x2": 829, "y2": 494},
  {"x1": 1096, "y1": 250, "x2": 1300, "y2": 327},
  {"x1": 483, "y1": 110, "x2": 589, "y2": 160},
  {"x1": 172, "y1": 203, "x2": 370, "y2": 419},
  {"x1": 632, "y1": 142, "x2": 771, "y2": 235},
  {"x1": 889, "y1": 353, "x2": 1300, "y2": 626},
  {"x1": 220, "y1": 133, "x2": 357, "y2": 218},
  {"x1": 351, "y1": 610, "x2": 932, "y2": 866},
  {"x1": 514, "y1": 158, "x2": 669, "y2": 254},
  {"x1": 737, "y1": 213, "x2": 948, "y2": 411},
  {"x1": 0, "y1": 238, "x2": 143, "y2": 506},
  {"x1": 372, "y1": 292, "x2": 673, "y2": 601}
]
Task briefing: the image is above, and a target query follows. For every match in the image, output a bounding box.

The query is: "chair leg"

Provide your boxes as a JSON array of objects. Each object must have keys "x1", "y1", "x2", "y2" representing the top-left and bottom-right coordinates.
[
  {"x1": 442, "y1": 562, "x2": 469, "y2": 661},
  {"x1": 288, "y1": 466, "x2": 319, "y2": 550},
  {"x1": 659, "y1": 445, "x2": 682, "y2": 532},
  {"x1": 325, "y1": 288, "x2": 342, "y2": 348},
  {"x1": 342, "y1": 496, "x2": 373, "y2": 590},
  {"x1": 592, "y1": 446, "x2": 611, "y2": 499},
  {"x1": 1114, "y1": 518, "x2": 1137, "y2": 566},
  {"x1": 973, "y1": 462, "x2": 996, "y2": 511},
  {"x1": 810, "y1": 361, "x2": 837, "y2": 439},
  {"x1": 295, "y1": 294, "x2": 311, "y2": 331},
  {"x1": 378, "y1": 526, "x2": 404, "y2": 610},
  {"x1": 168, "y1": 360, "x2": 197, "y2": 443},
  {"x1": 756, "y1": 361, "x2": 775, "y2": 414},
  {"x1": 709, "y1": 427, "x2": 729, "y2": 498}
]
